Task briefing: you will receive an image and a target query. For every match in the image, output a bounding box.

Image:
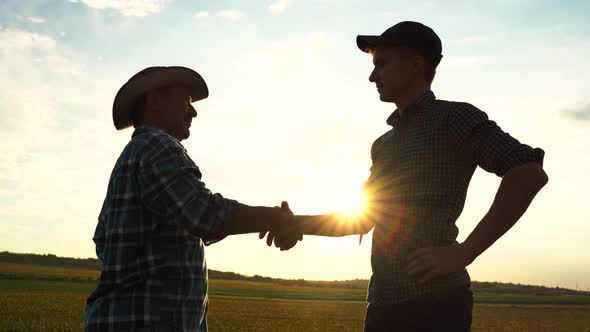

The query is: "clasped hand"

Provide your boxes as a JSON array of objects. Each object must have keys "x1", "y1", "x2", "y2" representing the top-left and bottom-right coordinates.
[
  {"x1": 407, "y1": 244, "x2": 474, "y2": 283},
  {"x1": 259, "y1": 201, "x2": 302, "y2": 251}
]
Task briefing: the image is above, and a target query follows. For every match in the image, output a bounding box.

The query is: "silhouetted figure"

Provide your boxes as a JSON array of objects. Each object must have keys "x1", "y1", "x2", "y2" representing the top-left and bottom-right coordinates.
[
  {"x1": 266, "y1": 21, "x2": 548, "y2": 332},
  {"x1": 84, "y1": 66, "x2": 298, "y2": 332}
]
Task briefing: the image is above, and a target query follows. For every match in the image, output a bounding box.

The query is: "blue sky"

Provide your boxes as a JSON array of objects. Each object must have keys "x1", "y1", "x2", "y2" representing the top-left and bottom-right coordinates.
[{"x1": 1, "y1": 0, "x2": 589, "y2": 290}]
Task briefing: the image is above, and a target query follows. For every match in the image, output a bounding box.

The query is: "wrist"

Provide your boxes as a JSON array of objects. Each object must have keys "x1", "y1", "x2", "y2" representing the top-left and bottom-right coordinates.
[
  {"x1": 458, "y1": 241, "x2": 478, "y2": 266},
  {"x1": 266, "y1": 207, "x2": 284, "y2": 231}
]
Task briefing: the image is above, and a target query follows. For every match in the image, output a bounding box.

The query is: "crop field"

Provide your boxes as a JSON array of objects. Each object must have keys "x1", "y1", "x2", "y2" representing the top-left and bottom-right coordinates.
[
  {"x1": 1, "y1": 288, "x2": 589, "y2": 331},
  {"x1": 1, "y1": 263, "x2": 589, "y2": 331},
  {"x1": 0, "y1": 263, "x2": 99, "y2": 281}
]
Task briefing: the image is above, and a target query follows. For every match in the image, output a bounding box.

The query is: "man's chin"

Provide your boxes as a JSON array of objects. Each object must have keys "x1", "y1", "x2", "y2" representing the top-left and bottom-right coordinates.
[
  {"x1": 181, "y1": 129, "x2": 190, "y2": 141},
  {"x1": 379, "y1": 94, "x2": 395, "y2": 103},
  {"x1": 174, "y1": 128, "x2": 190, "y2": 141}
]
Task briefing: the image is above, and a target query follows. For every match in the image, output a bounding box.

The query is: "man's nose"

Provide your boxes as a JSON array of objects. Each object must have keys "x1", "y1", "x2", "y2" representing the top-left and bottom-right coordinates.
[
  {"x1": 189, "y1": 105, "x2": 197, "y2": 117},
  {"x1": 369, "y1": 69, "x2": 377, "y2": 83}
]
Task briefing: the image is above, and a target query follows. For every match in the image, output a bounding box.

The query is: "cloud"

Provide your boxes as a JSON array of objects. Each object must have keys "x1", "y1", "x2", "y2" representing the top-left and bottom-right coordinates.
[
  {"x1": 73, "y1": 0, "x2": 170, "y2": 17},
  {"x1": 196, "y1": 9, "x2": 241, "y2": 21},
  {"x1": 0, "y1": 28, "x2": 125, "y2": 230},
  {"x1": 216, "y1": 9, "x2": 241, "y2": 21},
  {"x1": 224, "y1": 32, "x2": 340, "y2": 121},
  {"x1": 0, "y1": 221, "x2": 33, "y2": 234},
  {"x1": 563, "y1": 103, "x2": 590, "y2": 122},
  {"x1": 0, "y1": 28, "x2": 83, "y2": 158},
  {"x1": 26, "y1": 16, "x2": 46, "y2": 23},
  {"x1": 214, "y1": 32, "x2": 367, "y2": 160},
  {"x1": 193, "y1": 11, "x2": 209, "y2": 19},
  {"x1": 269, "y1": 0, "x2": 294, "y2": 14},
  {"x1": 194, "y1": 31, "x2": 379, "y2": 221},
  {"x1": 0, "y1": 30, "x2": 81, "y2": 77}
]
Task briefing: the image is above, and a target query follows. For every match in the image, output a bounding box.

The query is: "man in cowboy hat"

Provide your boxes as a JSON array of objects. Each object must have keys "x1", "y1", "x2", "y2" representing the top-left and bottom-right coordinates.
[
  {"x1": 266, "y1": 21, "x2": 548, "y2": 331},
  {"x1": 84, "y1": 66, "x2": 300, "y2": 331}
]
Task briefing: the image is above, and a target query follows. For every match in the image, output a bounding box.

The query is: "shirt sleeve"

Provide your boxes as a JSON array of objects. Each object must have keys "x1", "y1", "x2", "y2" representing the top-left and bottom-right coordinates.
[
  {"x1": 138, "y1": 135, "x2": 239, "y2": 245},
  {"x1": 364, "y1": 136, "x2": 395, "y2": 222},
  {"x1": 92, "y1": 198, "x2": 108, "y2": 260},
  {"x1": 448, "y1": 103, "x2": 545, "y2": 177}
]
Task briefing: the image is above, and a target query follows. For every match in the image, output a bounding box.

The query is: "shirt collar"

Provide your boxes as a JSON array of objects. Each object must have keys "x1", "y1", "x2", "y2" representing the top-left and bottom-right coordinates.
[
  {"x1": 386, "y1": 90, "x2": 437, "y2": 127},
  {"x1": 132, "y1": 125, "x2": 166, "y2": 138},
  {"x1": 131, "y1": 126, "x2": 186, "y2": 150}
]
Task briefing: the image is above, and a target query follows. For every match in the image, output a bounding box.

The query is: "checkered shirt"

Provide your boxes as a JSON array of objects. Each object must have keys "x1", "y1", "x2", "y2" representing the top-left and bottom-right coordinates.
[
  {"x1": 365, "y1": 90, "x2": 544, "y2": 304},
  {"x1": 84, "y1": 126, "x2": 238, "y2": 331}
]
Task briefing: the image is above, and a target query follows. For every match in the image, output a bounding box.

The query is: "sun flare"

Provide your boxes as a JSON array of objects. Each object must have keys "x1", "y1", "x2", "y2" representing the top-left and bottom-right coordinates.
[
  {"x1": 286, "y1": 162, "x2": 371, "y2": 223},
  {"x1": 336, "y1": 189, "x2": 369, "y2": 221}
]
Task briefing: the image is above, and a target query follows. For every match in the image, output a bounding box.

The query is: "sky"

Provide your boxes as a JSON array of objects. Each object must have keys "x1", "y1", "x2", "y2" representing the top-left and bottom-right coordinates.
[{"x1": 1, "y1": 0, "x2": 589, "y2": 291}]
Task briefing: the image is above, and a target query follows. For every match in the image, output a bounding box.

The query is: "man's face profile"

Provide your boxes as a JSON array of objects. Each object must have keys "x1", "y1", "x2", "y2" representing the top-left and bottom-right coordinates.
[
  {"x1": 369, "y1": 46, "x2": 419, "y2": 103},
  {"x1": 148, "y1": 86, "x2": 197, "y2": 141}
]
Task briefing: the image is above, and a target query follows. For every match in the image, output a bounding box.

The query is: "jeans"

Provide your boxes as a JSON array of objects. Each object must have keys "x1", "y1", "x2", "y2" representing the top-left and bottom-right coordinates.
[{"x1": 364, "y1": 286, "x2": 473, "y2": 332}]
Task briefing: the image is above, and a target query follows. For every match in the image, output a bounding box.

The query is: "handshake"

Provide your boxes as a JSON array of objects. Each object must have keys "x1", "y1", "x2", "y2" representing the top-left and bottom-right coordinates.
[
  {"x1": 258, "y1": 201, "x2": 303, "y2": 251},
  {"x1": 233, "y1": 198, "x2": 372, "y2": 248}
]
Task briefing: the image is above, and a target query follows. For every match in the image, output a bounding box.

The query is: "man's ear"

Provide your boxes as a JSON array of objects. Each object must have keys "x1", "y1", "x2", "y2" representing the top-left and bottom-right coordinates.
[
  {"x1": 412, "y1": 55, "x2": 425, "y2": 76},
  {"x1": 143, "y1": 89, "x2": 160, "y2": 115}
]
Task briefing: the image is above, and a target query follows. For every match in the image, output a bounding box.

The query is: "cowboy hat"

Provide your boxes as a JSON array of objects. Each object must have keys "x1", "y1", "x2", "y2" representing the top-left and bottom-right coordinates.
[{"x1": 112, "y1": 66, "x2": 208, "y2": 130}]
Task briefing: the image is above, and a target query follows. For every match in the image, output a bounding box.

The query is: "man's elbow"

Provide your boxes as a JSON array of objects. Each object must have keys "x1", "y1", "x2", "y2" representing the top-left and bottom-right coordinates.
[
  {"x1": 538, "y1": 167, "x2": 549, "y2": 188},
  {"x1": 511, "y1": 162, "x2": 548, "y2": 192},
  {"x1": 529, "y1": 163, "x2": 548, "y2": 189}
]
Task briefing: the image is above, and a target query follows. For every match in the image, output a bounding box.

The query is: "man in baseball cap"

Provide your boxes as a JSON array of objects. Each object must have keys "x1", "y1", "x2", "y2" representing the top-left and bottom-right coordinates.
[
  {"x1": 268, "y1": 21, "x2": 548, "y2": 331},
  {"x1": 355, "y1": 21, "x2": 546, "y2": 331},
  {"x1": 85, "y1": 66, "x2": 301, "y2": 331}
]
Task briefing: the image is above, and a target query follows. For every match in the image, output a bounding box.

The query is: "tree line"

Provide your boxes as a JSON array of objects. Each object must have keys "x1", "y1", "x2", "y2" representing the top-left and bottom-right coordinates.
[{"x1": 1, "y1": 251, "x2": 587, "y2": 296}]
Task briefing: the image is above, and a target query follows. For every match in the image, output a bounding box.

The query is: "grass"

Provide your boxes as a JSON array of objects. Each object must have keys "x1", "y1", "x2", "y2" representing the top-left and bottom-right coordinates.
[
  {"x1": 209, "y1": 279, "x2": 367, "y2": 301},
  {"x1": 2, "y1": 263, "x2": 590, "y2": 331},
  {"x1": 0, "y1": 262, "x2": 99, "y2": 282},
  {"x1": 2, "y1": 289, "x2": 590, "y2": 332},
  {"x1": 0, "y1": 290, "x2": 87, "y2": 331},
  {"x1": 0, "y1": 279, "x2": 95, "y2": 293},
  {"x1": 3, "y1": 278, "x2": 590, "y2": 305}
]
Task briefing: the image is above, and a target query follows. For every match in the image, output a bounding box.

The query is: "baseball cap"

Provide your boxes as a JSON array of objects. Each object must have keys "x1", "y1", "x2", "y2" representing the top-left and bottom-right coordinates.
[{"x1": 356, "y1": 21, "x2": 443, "y2": 67}]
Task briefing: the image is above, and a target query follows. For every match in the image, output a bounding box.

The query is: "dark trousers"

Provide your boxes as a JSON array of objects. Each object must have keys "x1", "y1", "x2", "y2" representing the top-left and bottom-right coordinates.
[{"x1": 364, "y1": 287, "x2": 473, "y2": 332}]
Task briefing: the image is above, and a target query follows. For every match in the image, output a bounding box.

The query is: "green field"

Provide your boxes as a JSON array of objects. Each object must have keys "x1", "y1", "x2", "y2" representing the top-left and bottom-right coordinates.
[
  {"x1": 1, "y1": 263, "x2": 590, "y2": 331},
  {"x1": 2, "y1": 287, "x2": 590, "y2": 331},
  {"x1": 3, "y1": 278, "x2": 590, "y2": 305}
]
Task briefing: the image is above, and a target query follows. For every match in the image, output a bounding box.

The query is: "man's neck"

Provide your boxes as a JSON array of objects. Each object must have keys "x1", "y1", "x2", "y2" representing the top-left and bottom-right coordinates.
[{"x1": 395, "y1": 85, "x2": 431, "y2": 117}]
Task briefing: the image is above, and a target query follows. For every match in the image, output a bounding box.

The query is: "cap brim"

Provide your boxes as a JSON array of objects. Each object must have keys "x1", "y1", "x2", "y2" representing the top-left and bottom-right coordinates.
[
  {"x1": 113, "y1": 66, "x2": 208, "y2": 130},
  {"x1": 356, "y1": 35, "x2": 402, "y2": 53}
]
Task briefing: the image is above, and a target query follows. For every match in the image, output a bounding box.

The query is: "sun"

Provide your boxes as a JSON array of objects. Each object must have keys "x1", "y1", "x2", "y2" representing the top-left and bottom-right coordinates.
[
  {"x1": 336, "y1": 189, "x2": 369, "y2": 221},
  {"x1": 286, "y1": 162, "x2": 371, "y2": 221},
  {"x1": 288, "y1": 180, "x2": 370, "y2": 219}
]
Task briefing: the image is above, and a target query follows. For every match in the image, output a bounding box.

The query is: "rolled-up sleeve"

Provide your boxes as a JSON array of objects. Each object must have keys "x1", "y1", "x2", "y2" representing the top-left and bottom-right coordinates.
[
  {"x1": 138, "y1": 135, "x2": 239, "y2": 244},
  {"x1": 449, "y1": 103, "x2": 545, "y2": 177}
]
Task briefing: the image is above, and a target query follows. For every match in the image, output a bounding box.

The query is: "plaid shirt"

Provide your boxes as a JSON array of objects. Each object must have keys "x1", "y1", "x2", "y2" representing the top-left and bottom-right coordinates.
[
  {"x1": 365, "y1": 90, "x2": 544, "y2": 304},
  {"x1": 85, "y1": 126, "x2": 238, "y2": 331}
]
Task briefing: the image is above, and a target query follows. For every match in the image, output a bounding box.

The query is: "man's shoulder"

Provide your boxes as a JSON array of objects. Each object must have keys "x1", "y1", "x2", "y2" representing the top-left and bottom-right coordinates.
[
  {"x1": 370, "y1": 128, "x2": 395, "y2": 158},
  {"x1": 433, "y1": 98, "x2": 479, "y2": 113},
  {"x1": 431, "y1": 99, "x2": 489, "y2": 127}
]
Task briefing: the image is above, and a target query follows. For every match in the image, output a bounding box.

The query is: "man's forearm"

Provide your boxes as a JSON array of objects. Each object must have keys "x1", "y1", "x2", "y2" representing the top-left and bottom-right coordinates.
[
  {"x1": 291, "y1": 214, "x2": 374, "y2": 236},
  {"x1": 461, "y1": 162, "x2": 548, "y2": 263},
  {"x1": 227, "y1": 204, "x2": 283, "y2": 235}
]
